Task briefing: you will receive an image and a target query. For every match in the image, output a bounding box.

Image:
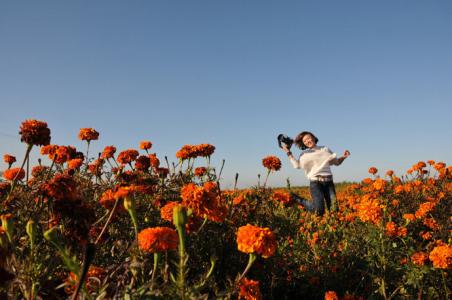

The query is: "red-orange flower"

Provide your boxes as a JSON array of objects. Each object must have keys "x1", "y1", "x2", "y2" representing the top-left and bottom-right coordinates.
[
  {"x1": 101, "y1": 146, "x2": 116, "y2": 159},
  {"x1": 3, "y1": 154, "x2": 16, "y2": 165},
  {"x1": 148, "y1": 153, "x2": 160, "y2": 169},
  {"x1": 160, "y1": 201, "x2": 181, "y2": 223},
  {"x1": 262, "y1": 156, "x2": 281, "y2": 171},
  {"x1": 236, "y1": 224, "x2": 277, "y2": 258},
  {"x1": 138, "y1": 227, "x2": 178, "y2": 253},
  {"x1": 78, "y1": 128, "x2": 99, "y2": 141},
  {"x1": 65, "y1": 266, "x2": 106, "y2": 294},
  {"x1": 368, "y1": 167, "x2": 378, "y2": 175},
  {"x1": 324, "y1": 291, "x2": 339, "y2": 300},
  {"x1": 3, "y1": 168, "x2": 25, "y2": 181},
  {"x1": 39, "y1": 174, "x2": 79, "y2": 202},
  {"x1": 134, "y1": 155, "x2": 150, "y2": 171},
  {"x1": 117, "y1": 149, "x2": 139, "y2": 165},
  {"x1": 429, "y1": 244, "x2": 452, "y2": 269},
  {"x1": 272, "y1": 190, "x2": 293, "y2": 206},
  {"x1": 415, "y1": 202, "x2": 436, "y2": 219},
  {"x1": 385, "y1": 170, "x2": 394, "y2": 177},
  {"x1": 67, "y1": 158, "x2": 83, "y2": 170},
  {"x1": 411, "y1": 252, "x2": 428, "y2": 266},
  {"x1": 180, "y1": 182, "x2": 227, "y2": 222},
  {"x1": 194, "y1": 167, "x2": 207, "y2": 177},
  {"x1": 19, "y1": 119, "x2": 51, "y2": 146},
  {"x1": 238, "y1": 278, "x2": 262, "y2": 300},
  {"x1": 139, "y1": 141, "x2": 152, "y2": 150},
  {"x1": 31, "y1": 166, "x2": 47, "y2": 178}
]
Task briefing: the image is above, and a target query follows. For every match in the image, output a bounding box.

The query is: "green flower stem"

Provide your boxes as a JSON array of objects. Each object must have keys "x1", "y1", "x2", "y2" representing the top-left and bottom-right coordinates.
[
  {"x1": 263, "y1": 169, "x2": 271, "y2": 188},
  {"x1": 176, "y1": 224, "x2": 187, "y2": 300},
  {"x1": 8, "y1": 144, "x2": 33, "y2": 197},
  {"x1": 150, "y1": 252, "x2": 160, "y2": 289},
  {"x1": 238, "y1": 253, "x2": 257, "y2": 281}
]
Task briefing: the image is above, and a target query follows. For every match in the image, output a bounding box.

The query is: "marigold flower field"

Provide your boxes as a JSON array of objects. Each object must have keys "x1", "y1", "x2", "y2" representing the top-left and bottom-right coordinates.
[{"x1": 0, "y1": 119, "x2": 451, "y2": 299}]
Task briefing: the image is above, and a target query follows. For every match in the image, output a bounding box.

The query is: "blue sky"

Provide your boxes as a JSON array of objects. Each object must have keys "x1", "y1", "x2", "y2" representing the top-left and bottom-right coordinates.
[{"x1": 1, "y1": 1, "x2": 451, "y2": 188}]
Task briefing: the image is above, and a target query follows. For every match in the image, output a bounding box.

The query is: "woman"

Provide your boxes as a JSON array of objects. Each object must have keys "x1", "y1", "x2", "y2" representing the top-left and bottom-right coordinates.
[{"x1": 281, "y1": 131, "x2": 350, "y2": 215}]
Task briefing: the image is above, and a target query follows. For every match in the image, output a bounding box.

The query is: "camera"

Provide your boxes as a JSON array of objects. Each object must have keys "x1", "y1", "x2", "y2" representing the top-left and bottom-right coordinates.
[{"x1": 277, "y1": 134, "x2": 293, "y2": 149}]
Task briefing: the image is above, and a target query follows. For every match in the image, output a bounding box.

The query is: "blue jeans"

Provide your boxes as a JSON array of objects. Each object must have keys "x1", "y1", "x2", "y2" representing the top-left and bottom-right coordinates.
[{"x1": 291, "y1": 181, "x2": 337, "y2": 215}]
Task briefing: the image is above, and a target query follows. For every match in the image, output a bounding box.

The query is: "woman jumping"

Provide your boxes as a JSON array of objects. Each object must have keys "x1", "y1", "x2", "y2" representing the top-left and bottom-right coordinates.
[{"x1": 281, "y1": 131, "x2": 350, "y2": 215}]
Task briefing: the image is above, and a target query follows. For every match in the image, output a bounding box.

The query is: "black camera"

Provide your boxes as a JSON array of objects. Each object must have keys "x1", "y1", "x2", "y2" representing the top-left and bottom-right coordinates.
[{"x1": 277, "y1": 134, "x2": 293, "y2": 149}]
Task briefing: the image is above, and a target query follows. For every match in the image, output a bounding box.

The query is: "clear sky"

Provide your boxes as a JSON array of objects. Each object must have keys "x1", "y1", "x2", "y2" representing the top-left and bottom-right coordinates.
[{"x1": 1, "y1": 1, "x2": 451, "y2": 188}]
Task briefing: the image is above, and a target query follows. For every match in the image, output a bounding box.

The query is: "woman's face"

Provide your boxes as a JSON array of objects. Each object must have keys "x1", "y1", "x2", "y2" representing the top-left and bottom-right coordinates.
[{"x1": 302, "y1": 134, "x2": 317, "y2": 148}]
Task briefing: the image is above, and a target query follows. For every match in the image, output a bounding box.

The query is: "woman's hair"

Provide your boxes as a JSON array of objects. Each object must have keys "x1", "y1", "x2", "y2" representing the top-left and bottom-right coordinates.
[{"x1": 294, "y1": 131, "x2": 319, "y2": 150}]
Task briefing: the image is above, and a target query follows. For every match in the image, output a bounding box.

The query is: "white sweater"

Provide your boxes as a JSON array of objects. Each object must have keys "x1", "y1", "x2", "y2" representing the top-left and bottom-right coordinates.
[{"x1": 288, "y1": 146, "x2": 339, "y2": 180}]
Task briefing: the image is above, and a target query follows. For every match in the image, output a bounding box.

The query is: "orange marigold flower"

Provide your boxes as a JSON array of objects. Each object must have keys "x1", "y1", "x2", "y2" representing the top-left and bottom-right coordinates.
[
  {"x1": 31, "y1": 166, "x2": 47, "y2": 178},
  {"x1": 427, "y1": 160, "x2": 435, "y2": 165},
  {"x1": 429, "y1": 244, "x2": 452, "y2": 269},
  {"x1": 415, "y1": 202, "x2": 436, "y2": 219},
  {"x1": 372, "y1": 178, "x2": 386, "y2": 191},
  {"x1": 3, "y1": 167, "x2": 25, "y2": 181},
  {"x1": 117, "y1": 149, "x2": 139, "y2": 165},
  {"x1": 238, "y1": 278, "x2": 262, "y2": 300},
  {"x1": 355, "y1": 196, "x2": 384, "y2": 225},
  {"x1": 160, "y1": 201, "x2": 181, "y2": 223},
  {"x1": 411, "y1": 252, "x2": 428, "y2": 266},
  {"x1": 40, "y1": 144, "x2": 58, "y2": 155},
  {"x1": 138, "y1": 227, "x2": 178, "y2": 253},
  {"x1": 65, "y1": 266, "x2": 106, "y2": 294},
  {"x1": 272, "y1": 190, "x2": 293, "y2": 206},
  {"x1": 196, "y1": 143, "x2": 215, "y2": 157},
  {"x1": 180, "y1": 182, "x2": 227, "y2": 222},
  {"x1": 385, "y1": 221, "x2": 398, "y2": 237},
  {"x1": 403, "y1": 213, "x2": 415, "y2": 221},
  {"x1": 262, "y1": 156, "x2": 281, "y2": 171},
  {"x1": 417, "y1": 161, "x2": 427, "y2": 169},
  {"x1": 194, "y1": 167, "x2": 207, "y2": 177},
  {"x1": 101, "y1": 145, "x2": 116, "y2": 159},
  {"x1": 134, "y1": 155, "x2": 150, "y2": 171},
  {"x1": 385, "y1": 170, "x2": 394, "y2": 177},
  {"x1": 362, "y1": 178, "x2": 373, "y2": 185},
  {"x1": 148, "y1": 153, "x2": 160, "y2": 169},
  {"x1": 67, "y1": 158, "x2": 83, "y2": 170},
  {"x1": 3, "y1": 154, "x2": 16, "y2": 165},
  {"x1": 325, "y1": 291, "x2": 339, "y2": 300},
  {"x1": 397, "y1": 226, "x2": 407, "y2": 237},
  {"x1": 433, "y1": 162, "x2": 446, "y2": 172},
  {"x1": 368, "y1": 167, "x2": 378, "y2": 175},
  {"x1": 78, "y1": 128, "x2": 99, "y2": 142},
  {"x1": 423, "y1": 217, "x2": 440, "y2": 231},
  {"x1": 139, "y1": 140, "x2": 152, "y2": 150},
  {"x1": 236, "y1": 224, "x2": 277, "y2": 258},
  {"x1": 88, "y1": 158, "x2": 104, "y2": 176},
  {"x1": 19, "y1": 119, "x2": 51, "y2": 146},
  {"x1": 39, "y1": 174, "x2": 79, "y2": 202},
  {"x1": 420, "y1": 231, "x2": 432, "y2": 240}
]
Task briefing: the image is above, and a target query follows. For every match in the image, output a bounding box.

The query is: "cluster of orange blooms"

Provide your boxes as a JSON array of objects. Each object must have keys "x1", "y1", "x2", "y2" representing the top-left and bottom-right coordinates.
[
  {"x1": 19, "y1": 119, "x2": 51, "y2": 146},
  {"x1": 175, "y1": 143, "x2": 215, "y2": 160},
  {"x1": 262, "y1": 155, "x2": 281, "y2": 171},
  {"x1": 236, "y1": 224, "x2": 277, "y2": 258},
  {"x1": 271, "y1": 190, "x2": 293, "y2": 206},
  {"x1": 137, "y1": 227, "x2": 179, "y2": 253},
  {"x1": 180, "y1": 182, "x2": 227, "y2": 222},
  {"x1": 238, "y1": 278, "x2": 262, "y2": 300},
  {"x1": 78, "y1": 128, "x2": 99, "y2": 142},
  {"x1": 64, "y1": 266, "x2": 106, "y2": 294},
  {"x1": 2, "y1": 168, "x2": 25, "y2": 181}
]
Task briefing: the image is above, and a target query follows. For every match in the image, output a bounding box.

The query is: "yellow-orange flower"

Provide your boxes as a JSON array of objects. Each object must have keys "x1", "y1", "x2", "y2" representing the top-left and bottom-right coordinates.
[
  {"x1": 385, "y1": 222, "x2": 397, "y2": 237},
  {"x1": 325, "y1": 291, "x2": 339, "y2": 300},
  {"x1": 411, "y1": 252, "x2": 428, "y2": 266},
  {"x1": 19, "y1": 119, "x2": 51, "y2": 146},
  {"x1": 78, "y1": 128, "x2": 99, "y2": 141},
  {"x1": 139, "y1": 140, "x2": 152, "y2": 150},
  {"x1": 3, "y1": 154, "x2": 16, "y2": 165},
  {"x1": 138, "y1": 227, "x2": 178, "y2": 253},
  {"x1": 403, "y1": 214, "x2": 415, "y2": 221},
  {"x1": 238, "y1": 278, "x2": 262, "y2": 300},
  {"x1": 148, "y1": 153, "x2": 160, "y2": 169},
  {"x1": 429, "y1": 244, "x2": 452, "y2": 269},
  {"x1": 262, "y1": 156, "x2": 281, "y2": 171},
  {"x1": 355, "y1": 196, "x2": 384, "y2": 225},
  {"x1": 236, "y1": 224, "x2": 277, "y2": 258},
  {"x1": 3, "y1": 168, "x2": 25, "y2": 181}
]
